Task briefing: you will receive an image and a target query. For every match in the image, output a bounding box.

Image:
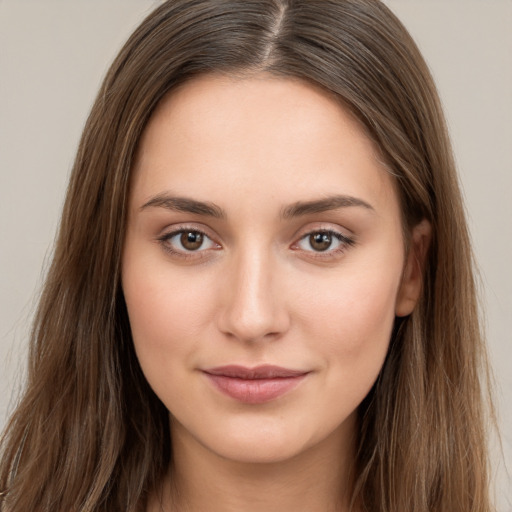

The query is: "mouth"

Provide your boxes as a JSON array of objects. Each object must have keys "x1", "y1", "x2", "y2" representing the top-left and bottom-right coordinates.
[{"x1": 202, "y1": 365, "x2": 310, "y2": 404}]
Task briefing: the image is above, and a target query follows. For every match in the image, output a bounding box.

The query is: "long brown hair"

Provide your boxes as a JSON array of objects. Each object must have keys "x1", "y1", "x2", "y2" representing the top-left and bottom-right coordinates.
[{"x1": 0, "y1": 1, "x2": 495, "y2": 510}]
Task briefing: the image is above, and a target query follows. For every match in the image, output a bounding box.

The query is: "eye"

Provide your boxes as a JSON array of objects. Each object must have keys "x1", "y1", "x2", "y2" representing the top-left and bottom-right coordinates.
[
  {"x1": 294, "y1": 230, "x2": 355, "y2": 254},
  {"x1": 158, "y1": 228, "x2": 219, "y2": 255}
]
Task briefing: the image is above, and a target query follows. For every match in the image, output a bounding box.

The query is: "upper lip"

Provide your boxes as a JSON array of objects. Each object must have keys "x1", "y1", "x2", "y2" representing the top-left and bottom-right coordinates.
[{"x1": 203, "y1": 365, "x2": 308, "y2": 379}]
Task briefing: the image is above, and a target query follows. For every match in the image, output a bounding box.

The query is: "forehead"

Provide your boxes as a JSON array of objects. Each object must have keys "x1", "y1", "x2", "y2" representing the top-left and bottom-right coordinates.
[{"x1": 130, "y1": 73, "x2": 398, "y2": 217}]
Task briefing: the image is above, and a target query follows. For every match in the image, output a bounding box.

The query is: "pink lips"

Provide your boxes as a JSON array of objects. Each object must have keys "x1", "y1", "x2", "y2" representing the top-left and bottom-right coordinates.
[{"x1": 203, "y1": 365, "x2": 308, "y2": 404}]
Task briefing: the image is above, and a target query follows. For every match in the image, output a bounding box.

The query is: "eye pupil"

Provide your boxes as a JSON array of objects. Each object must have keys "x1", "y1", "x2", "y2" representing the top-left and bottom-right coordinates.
[
  {"x1": 180, "y1": 231, "x2": 203, "y2": 250},
  {"x1": 310, "y1": 232, "x2": 332, "y2": 251}
]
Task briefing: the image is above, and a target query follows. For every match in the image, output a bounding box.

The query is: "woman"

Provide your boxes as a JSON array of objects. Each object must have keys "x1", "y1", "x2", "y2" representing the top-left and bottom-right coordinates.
[{"x1": 0, "y1": 0, "x2": 496, "y2": 511}]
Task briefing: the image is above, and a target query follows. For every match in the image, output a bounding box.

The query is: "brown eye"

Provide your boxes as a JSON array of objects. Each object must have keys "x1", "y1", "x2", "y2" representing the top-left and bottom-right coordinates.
[
  {"x1": 309, "y1": 232, "x2": 333, "y2": 252},
  {"x1": 295, "y1": 229, "x2": 353, "y2": 256},
  {"x1": 159, "y1": 228, "x2": 218, "y2": 256},
  {"x1": 180, "y1": 231, "x2": 204, "y2": 251}
]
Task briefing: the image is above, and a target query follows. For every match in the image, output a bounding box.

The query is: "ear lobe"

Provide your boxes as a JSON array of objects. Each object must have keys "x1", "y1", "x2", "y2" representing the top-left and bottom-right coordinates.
[{"x1": 395, "y1": 219, "x2": 432, "y2": 317}]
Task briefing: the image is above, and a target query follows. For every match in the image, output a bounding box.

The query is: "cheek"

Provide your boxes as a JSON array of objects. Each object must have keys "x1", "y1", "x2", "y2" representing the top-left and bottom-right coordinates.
[
  {"x1": 294, "y1": 258, "x2": 402, "y2": 396},
  {"x1": 122, "y1": 254, "x2": 217, "y2": 386},
  {"x1": 301, "y1": 268, "x2": 399, "y2": 345}
]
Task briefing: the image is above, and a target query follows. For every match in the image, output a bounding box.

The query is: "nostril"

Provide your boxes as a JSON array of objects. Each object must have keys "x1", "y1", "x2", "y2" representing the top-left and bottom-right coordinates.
[{"x1": 217, "y1": 297, "x2": 290, "y2": 343}]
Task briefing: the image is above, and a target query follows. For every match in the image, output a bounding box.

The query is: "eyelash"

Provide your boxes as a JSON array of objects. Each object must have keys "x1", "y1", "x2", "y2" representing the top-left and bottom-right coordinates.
[
  {"x1": 291, "y1": 229, "x2": 356, "y2": 259},
  {"x1": 157, "y1": 226, "x2": 219, "y2": 260},
  {"x1": 157, "y1": 226, "x2": 356, "y2": 261}
]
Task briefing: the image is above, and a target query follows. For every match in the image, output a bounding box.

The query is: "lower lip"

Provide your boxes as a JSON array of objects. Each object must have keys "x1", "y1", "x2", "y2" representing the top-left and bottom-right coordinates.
[{"x1": 204, "y1": 374, "x2": 307, "y2": 404}]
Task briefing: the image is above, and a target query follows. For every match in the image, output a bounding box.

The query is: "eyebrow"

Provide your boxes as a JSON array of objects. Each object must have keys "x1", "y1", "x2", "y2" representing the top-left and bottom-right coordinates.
[
  {"x1": 140, "y1": 194, "x2": 226, "y2": 218},
  {"x1": 140, "y1": 193, "x2": 374, "y2": 219},
  {"x1": 281, "y1": 195, "x2": 375, "y2": 219}
]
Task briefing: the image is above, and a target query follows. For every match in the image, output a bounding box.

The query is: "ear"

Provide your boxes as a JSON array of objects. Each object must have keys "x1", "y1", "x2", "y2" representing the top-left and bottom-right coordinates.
[{"x1": 395, "y1": 219, "x2": 432, "y2": 317}]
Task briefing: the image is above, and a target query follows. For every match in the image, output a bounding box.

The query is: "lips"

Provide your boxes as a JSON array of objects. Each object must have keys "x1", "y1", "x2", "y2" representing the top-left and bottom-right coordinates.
[{"x1": 203, "y1": 365, "x2": 309, "y2": 404}]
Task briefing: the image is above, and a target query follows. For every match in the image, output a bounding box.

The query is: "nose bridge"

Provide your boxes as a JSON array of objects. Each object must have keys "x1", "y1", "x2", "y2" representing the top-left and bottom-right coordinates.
[{"x1": 218, "y1": 242, "x2": 288, "y2": 342}]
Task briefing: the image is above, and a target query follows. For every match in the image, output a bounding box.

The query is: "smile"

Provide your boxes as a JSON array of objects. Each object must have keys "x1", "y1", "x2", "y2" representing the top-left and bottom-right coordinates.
[{"x1": 202, "y1": 365, "x2": 309, "y2": 404}]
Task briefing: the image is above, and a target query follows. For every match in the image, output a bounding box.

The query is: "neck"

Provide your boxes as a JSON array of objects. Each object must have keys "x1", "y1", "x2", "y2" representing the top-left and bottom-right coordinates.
[{"x1": 154, "y1": 415, "x2": 358, "y2": 512}]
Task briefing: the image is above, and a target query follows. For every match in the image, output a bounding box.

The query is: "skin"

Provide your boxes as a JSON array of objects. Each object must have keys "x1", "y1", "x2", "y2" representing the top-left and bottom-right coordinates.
[{"x1": 122, "y1": 74, "x2": 431, "y2": 512}]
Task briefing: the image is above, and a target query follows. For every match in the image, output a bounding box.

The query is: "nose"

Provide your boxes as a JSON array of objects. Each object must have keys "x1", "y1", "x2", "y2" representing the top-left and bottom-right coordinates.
[{"x1": 216, "y1": 248, "x2": 290, "y2": 343}]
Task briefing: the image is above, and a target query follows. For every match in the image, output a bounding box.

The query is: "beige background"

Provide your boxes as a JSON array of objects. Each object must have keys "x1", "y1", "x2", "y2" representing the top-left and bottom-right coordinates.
[{"x1": 0, "y1": 1, "x2": 510, "y2": 508}]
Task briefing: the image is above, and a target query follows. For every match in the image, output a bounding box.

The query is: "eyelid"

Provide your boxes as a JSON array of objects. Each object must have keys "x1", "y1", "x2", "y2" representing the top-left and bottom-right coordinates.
[
  {"x1": 156, "y1": 224, "x2": 222, "y2": 259},
  {"x1": 291, "y1": 221, "x2": 355, "y2": 242},
  {"x1": 290, "y1": 225, "x2": 356, "y2": 258}
]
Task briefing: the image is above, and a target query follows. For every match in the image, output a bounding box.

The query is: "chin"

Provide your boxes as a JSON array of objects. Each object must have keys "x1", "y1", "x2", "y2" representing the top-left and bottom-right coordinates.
[
  {"x1": 173, "y1": 410, "x2": 355, "y2": 466},
  {"x1": 208, "y1": 434, "x2": 312, "y2": 465}
]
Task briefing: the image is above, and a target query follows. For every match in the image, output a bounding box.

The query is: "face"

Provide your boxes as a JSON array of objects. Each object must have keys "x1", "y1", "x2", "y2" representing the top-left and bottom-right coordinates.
[{"x1": 122, "y1": 74, "x2": 420, "y2": 465}]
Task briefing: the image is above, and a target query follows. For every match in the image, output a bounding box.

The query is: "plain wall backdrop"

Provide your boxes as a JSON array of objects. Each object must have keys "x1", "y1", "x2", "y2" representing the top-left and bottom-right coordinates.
[{"x1": 1, "y1": 0, "x2": 511, "y2": 508}]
